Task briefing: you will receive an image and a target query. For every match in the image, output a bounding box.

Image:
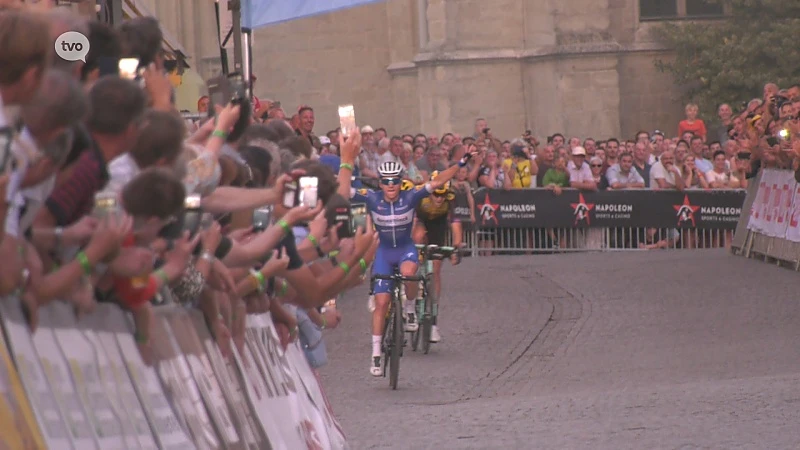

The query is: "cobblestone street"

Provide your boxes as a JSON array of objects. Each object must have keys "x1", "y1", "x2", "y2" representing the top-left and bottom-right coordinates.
[{"x1": 322, "y1": 250, "x2": 800, "y2": 449}]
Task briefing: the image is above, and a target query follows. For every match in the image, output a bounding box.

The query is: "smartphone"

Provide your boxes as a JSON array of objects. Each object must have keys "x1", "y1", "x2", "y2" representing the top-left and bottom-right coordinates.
[
  {"x1": 182, "y1": 194, "x2": 203, "y2": 237},
  {"x1": 298, "y1": 176, "x2": 319, "y2": 208},
  {"x1": 338, "y1": 104, "x2": 356, "y2": 138},
  {"x1": 0, "y1": 128, "x2": 12, "y2": 174},
  {"x1": 333, "y1": 206, "x2": 352, "y2": 240},
  {"x1": 252, "y1": 206, "x2": 273, "y2": 232},
  {"x1": 778, "y1": 128, "x2": 790, "y2": 140},
  {"x1": 93, "y1": 191, "x2": 119, "y2": 218},
  {"x1": 737, "y1": 152, "x2": 751, "y2": 160},
  {"x1": 350, "y1": 203, "x2": 367, "y2": 234},
  {"x1": 282, "y1": 181, "x2": 298, "y2": 208},
  {"x1": 118, "y1": 58, "x2": 139, "y2": 80}
]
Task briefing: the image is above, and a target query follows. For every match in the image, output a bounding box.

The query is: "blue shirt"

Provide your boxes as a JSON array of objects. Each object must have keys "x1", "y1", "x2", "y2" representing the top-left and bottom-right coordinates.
[
  {"x1": 359, "y1": 184, "x2": 432, "y2": 248},
  {"x1": 320, "y1": 154, "x2": 363, "y2": 188}
]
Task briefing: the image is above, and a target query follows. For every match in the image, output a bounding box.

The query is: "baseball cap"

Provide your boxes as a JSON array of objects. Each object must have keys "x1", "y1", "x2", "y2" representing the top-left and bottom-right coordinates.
[
  {"x1": 361, "y1": 125, "x2": 374, "y2": 134},
  {"x1": 572, "y1": 146, "x2": 587, "y2": 156}
]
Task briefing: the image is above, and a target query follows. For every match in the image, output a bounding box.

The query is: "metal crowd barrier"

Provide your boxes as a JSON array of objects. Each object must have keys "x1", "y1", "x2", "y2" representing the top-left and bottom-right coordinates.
[
  {"x1": 448, "y1": 227, "x2": 733, "y2": 255},
  {"x1": 441, "y1": 187, "x2": 746, "y2": 255}
]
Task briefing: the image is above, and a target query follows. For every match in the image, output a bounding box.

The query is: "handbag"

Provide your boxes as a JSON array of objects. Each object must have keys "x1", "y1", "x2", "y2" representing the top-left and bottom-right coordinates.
[{"x1": 296, "y1": 308, "x2": 328, "y2": 368}]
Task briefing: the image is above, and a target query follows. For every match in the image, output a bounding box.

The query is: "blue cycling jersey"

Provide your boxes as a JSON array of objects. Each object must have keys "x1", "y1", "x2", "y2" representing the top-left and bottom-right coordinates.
[{"x1": 352, "y1": 185, "x2": 432, "y2": 247}]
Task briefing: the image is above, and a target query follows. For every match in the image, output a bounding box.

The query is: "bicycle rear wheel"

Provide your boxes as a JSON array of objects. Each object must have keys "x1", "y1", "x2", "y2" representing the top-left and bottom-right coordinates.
[{"x1": 389, "y1": 295, "x2": 403, "y2": 389}]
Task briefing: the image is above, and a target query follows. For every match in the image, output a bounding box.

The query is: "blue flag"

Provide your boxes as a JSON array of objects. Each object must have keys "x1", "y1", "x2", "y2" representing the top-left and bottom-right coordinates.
[{"x1": 242, "y1": 0, "x2": 386, "y2": 30}]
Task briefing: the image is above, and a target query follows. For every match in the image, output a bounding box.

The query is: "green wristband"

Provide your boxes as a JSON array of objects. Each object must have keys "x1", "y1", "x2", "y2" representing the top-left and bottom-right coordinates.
[
  {"x1": 359, "y1": 258, "x2": 368, "y2": 274},
  {"x1": 339, "y1": 163, "x2": 354, "y2": 171},
  {"x1": 134, "y1": 330, "x2": 149, "y2": 344},
  {"x1": 277, "y1": 219, "x2": 290, "y2": 235},
  {"x1": 338, "y1": 262, "x2": 350, "y2": 276},
  {"x1": 250, "y1": 269, "x2": 266, "y2": 292},
  {"x1": 76, "y1": 251, "x2": 92, "y2": 276},
  {"x1": 212, "y1": 129, "x2": 228, "y2": 139},
  {"x1": 307, "y1": 234, "x2": 319, "y2": 246},
  {"x1": 154, "y1": 268, "x2": 170, "y2": 285},
  {"x1": 320, "y1": 316, "x2": 327, "y2": 330},
  {"x1": 278, "y1": 279, "x2": 289, "y2": 297}
]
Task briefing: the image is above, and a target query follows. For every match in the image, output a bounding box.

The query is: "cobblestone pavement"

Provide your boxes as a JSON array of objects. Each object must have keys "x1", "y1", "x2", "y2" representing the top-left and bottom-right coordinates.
[{"x1": 320, "y1": 250, "x2": 800, "y2": 449}]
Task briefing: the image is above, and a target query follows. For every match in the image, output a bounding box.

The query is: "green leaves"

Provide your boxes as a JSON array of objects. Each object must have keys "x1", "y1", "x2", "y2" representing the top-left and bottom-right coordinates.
[{"x1": 653, "y1": 0, "x2": 800, "y2": 119}]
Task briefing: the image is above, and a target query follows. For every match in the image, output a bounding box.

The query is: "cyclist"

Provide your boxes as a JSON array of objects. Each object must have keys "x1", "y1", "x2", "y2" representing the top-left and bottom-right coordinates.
[
  {"x1": 411, "y1": 170, "x2": 463, "y2": 343},
  {"x1": 365, "y1": 157, "x2": 470, "y2": 376}
]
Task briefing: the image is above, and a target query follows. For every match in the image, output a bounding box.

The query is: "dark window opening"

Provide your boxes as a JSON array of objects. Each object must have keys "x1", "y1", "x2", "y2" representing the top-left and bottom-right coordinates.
[
  {"x1": 685, "y1": 0, "x2": 725, "y2": 17},
  {"x1": 640, "y1": 0, "x2": 678, "y2": 19}
]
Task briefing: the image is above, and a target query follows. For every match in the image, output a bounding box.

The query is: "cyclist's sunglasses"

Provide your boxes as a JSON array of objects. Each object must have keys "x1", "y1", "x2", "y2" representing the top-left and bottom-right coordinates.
[
  {"x1": 380, "y1": 177, "x2": 402, "y2": 186},
  {"x1": 432, "y1": 192, "x2": 447, "y2": 198}
]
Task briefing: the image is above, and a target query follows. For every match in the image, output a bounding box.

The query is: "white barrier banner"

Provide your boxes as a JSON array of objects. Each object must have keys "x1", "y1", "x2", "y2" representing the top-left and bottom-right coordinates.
[
  {"x1": 0, "y1": 298, "x2": 72, "y2": 449},
  {"x1": 748, "y1": 169, "x2": 800, "y2": 243},
  {"x1": 79, "y1": 305, "x2": 159, "y2": 449},
  {"x1": 0, "y1": 301, "x2": 349, "y2": 449}
]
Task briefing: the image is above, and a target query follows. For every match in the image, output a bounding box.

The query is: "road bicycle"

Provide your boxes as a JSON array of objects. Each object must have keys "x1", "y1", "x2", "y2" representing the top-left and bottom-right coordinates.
[
  {"x1": 410, "y1": 244, "x2": 459, "y2": 354},
  {"x1": 371, "y1": 268, "x2": 424, "y2": 390}
]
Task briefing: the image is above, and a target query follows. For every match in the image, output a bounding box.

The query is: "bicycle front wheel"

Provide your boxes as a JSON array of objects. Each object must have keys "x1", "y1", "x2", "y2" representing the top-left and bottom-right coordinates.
[
  {"x1": 389, "y1": 296, "x2": 403, "y2": 390},
  {"x1": 422, "y1": 276, "x2": 435, "y2": 355}
]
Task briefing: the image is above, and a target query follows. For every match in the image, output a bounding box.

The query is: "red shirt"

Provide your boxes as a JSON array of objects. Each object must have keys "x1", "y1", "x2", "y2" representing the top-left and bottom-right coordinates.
[
  {"x1": 112, "y1": 234, "x2": 157, "y2": 310},
  {"x1": 678, "y1": 119, "x2": 707, "y2": 140}
]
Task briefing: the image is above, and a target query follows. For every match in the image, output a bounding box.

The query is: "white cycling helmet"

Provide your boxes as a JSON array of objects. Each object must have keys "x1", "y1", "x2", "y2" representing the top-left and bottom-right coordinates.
[{"x1": 378, "y1": 161, "x2": 403, "y2": 178}]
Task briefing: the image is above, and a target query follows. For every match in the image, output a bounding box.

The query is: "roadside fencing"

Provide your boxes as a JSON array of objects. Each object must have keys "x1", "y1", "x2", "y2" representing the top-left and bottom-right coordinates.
[
  {"x1": 732, "y1": 169, "x2": 800, "y2": 269},
  {"x1": 0, "y1": 298, "x2": 348, "y2": 450},
  {"x1": 449, "y1": 187, "x2": 746, "y2": 254}
]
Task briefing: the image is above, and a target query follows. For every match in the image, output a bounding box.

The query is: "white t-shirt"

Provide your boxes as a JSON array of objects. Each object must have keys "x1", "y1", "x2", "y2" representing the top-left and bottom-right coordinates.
[
  {"x1": 106, "y1": 153, "x2": 140, "y2": 195},
  {"x1": 5, "y1": 129, "x2": 56, "y2": 237},
  {"x1": 567, "y1": 160, "x2": 593, "y2": 184},
  {"x1": 705, "y1": 170, "x2": 739, "y2": 186},
  {"x1": 649, "y1": 161, "x2": 678, "y2": 189}
]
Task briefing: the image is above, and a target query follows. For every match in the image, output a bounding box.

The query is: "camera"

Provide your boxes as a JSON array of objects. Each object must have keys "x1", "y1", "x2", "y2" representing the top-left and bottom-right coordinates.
[
  {"x1": 737, "y1": 151, "x2": 751, "y2": 160},
  {"x1": 282, "y1": 176, "x2": 319, "y2": 209},
  {"x1": 482, "y1": 127, "x2": 490, "y2": 135},
  {"x1": 252, "y1": 206, "x2": 272, "y2": 232},
  {"x1": 182, "y1": 194, "x2": 203, "y2": 237},
  {"x1": 92, "y1": 191, "x2": 120, "y2": 218},
  {"x1": 350, "y1": 203, "x2": 367, "y2": 234}
]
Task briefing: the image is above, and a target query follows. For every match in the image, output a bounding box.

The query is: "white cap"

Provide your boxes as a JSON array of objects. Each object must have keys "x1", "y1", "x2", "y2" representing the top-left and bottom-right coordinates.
[
  {"x1": 319, "y1": 136, "x2": 331, "y2": 145},
  {"x1": 361, "y1": 125, "x2": 374, "y2": 133},
  {"x1": 572, "y1": 146, "x2": 587, "y2": 156}
]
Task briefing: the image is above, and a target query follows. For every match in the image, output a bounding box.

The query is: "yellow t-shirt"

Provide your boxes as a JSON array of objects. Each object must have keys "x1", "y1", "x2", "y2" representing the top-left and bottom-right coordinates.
[{"x1": 511, "y1": 159, "x2": 532, "y2": 188}]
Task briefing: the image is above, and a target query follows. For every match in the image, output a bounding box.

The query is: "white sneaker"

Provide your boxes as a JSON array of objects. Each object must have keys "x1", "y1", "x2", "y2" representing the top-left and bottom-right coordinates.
[
  {"x1": 430, "y1": 325, "x2": 441, "y2": 343},
  {"x1": 405, "y1": 313, "x2": 418, "y2": 332},
  {"x1": 367, "y1": 295, "x2": 375, "y2": 313},
  {"x1": 370, "y1": 355, "x2": 383, "y2": 377}
]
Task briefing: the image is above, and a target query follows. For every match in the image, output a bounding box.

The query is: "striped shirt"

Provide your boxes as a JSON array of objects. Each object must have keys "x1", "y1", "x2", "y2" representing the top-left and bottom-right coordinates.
[{"x1": 44, "y1": 140, "x2": 109, "y2": 226}]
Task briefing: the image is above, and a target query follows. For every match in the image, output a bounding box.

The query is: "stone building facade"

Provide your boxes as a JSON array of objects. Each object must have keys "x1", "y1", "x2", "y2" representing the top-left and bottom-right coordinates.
[{"x1": 250, "y1": 0, "x2": 707, "y2": 142}]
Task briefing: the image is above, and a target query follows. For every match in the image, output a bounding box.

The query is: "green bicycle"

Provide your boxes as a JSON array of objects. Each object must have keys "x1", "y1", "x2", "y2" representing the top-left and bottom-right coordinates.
[{"x1": 411, "y1": 244, "x2": 459, "y2": 354}]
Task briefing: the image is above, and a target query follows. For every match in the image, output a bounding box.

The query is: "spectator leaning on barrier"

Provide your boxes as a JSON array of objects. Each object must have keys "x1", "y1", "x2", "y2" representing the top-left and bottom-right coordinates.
[
  {"x1": 649, "y1": 150, "x2": 685, "y2": 191},
  {"x1": 605, "y1": 152, "x2": 645, "y2": 190},
  {"x1": 568, "y1": 146, "x2": 597, "y2": 191}
]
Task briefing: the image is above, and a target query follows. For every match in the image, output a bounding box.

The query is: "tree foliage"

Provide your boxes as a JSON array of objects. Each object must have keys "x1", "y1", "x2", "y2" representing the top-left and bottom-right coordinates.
[{"x1": 652, "y1": 0, "x2": 800, "y2": 120}]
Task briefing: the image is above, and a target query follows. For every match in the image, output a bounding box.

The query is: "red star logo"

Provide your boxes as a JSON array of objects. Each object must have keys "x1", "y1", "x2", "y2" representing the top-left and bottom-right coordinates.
[
  {"x1": 478, "y1": 193, "x2": 499, "y2": 225},
  {"x1": 570, "y1": 193, "x2": 595, "y2": 225},
  {"x1": 673, "y1": 195, "x2": 700, "y2": 227}
]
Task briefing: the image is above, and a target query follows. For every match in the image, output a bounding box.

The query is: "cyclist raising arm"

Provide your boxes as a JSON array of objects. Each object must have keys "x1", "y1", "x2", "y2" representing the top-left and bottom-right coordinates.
[{"x1": 360, "y1": 155, "x2": 470, "y2": 376}]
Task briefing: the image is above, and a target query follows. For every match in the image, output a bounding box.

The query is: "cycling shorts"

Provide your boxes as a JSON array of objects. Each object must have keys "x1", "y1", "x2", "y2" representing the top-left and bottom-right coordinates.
[
  {"x1": 372, "y1": 242, "x2": 419, "y2": 295},
  {"x1": 417, "y1": 216, "x2": 448, "y2": 246}
]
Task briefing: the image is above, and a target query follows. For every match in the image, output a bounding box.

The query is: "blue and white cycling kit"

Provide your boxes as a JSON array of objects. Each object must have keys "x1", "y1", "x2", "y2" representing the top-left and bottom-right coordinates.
[{"x1": 353, "y1": 184, "x2": 433, "y2": 294}]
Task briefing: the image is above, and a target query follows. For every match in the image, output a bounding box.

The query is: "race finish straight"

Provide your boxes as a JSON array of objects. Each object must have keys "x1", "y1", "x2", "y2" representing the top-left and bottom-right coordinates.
[{"x1": 54, "y1": 31, "x2": 89, "y2": 63}]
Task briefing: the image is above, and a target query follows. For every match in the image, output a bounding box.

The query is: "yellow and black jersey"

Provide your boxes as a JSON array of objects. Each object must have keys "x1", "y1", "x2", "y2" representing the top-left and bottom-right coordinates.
[{"x1": 416, "y1": 192, "x2": 456, "y2": 223}]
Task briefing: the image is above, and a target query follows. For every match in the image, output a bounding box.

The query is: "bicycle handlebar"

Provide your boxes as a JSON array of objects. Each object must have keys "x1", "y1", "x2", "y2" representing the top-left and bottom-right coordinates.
[
  {"x1": 415, "y1": 244, "x2": 459, "y2": 260},
  {"x1": 371, "y1": 273, "x2": 425, "y2": 282}
]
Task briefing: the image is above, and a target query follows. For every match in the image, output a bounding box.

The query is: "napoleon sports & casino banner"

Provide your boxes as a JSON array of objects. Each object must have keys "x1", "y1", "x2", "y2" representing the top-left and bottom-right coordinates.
[
  {"x1": 0, "y1": 298, "x2": 348, "y2": 450},
  {"x1": 471, "y1": 188, "x2": 746, "y2": 229}
]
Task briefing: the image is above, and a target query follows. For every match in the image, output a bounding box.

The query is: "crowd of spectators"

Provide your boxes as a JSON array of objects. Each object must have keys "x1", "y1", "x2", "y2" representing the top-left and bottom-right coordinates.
[
  {"x1": 2, "y1": 1, "x2": 799, "y2": 382},
  {"x1": 0, "y1": 4, "x2": 384, "y2": 379}
]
